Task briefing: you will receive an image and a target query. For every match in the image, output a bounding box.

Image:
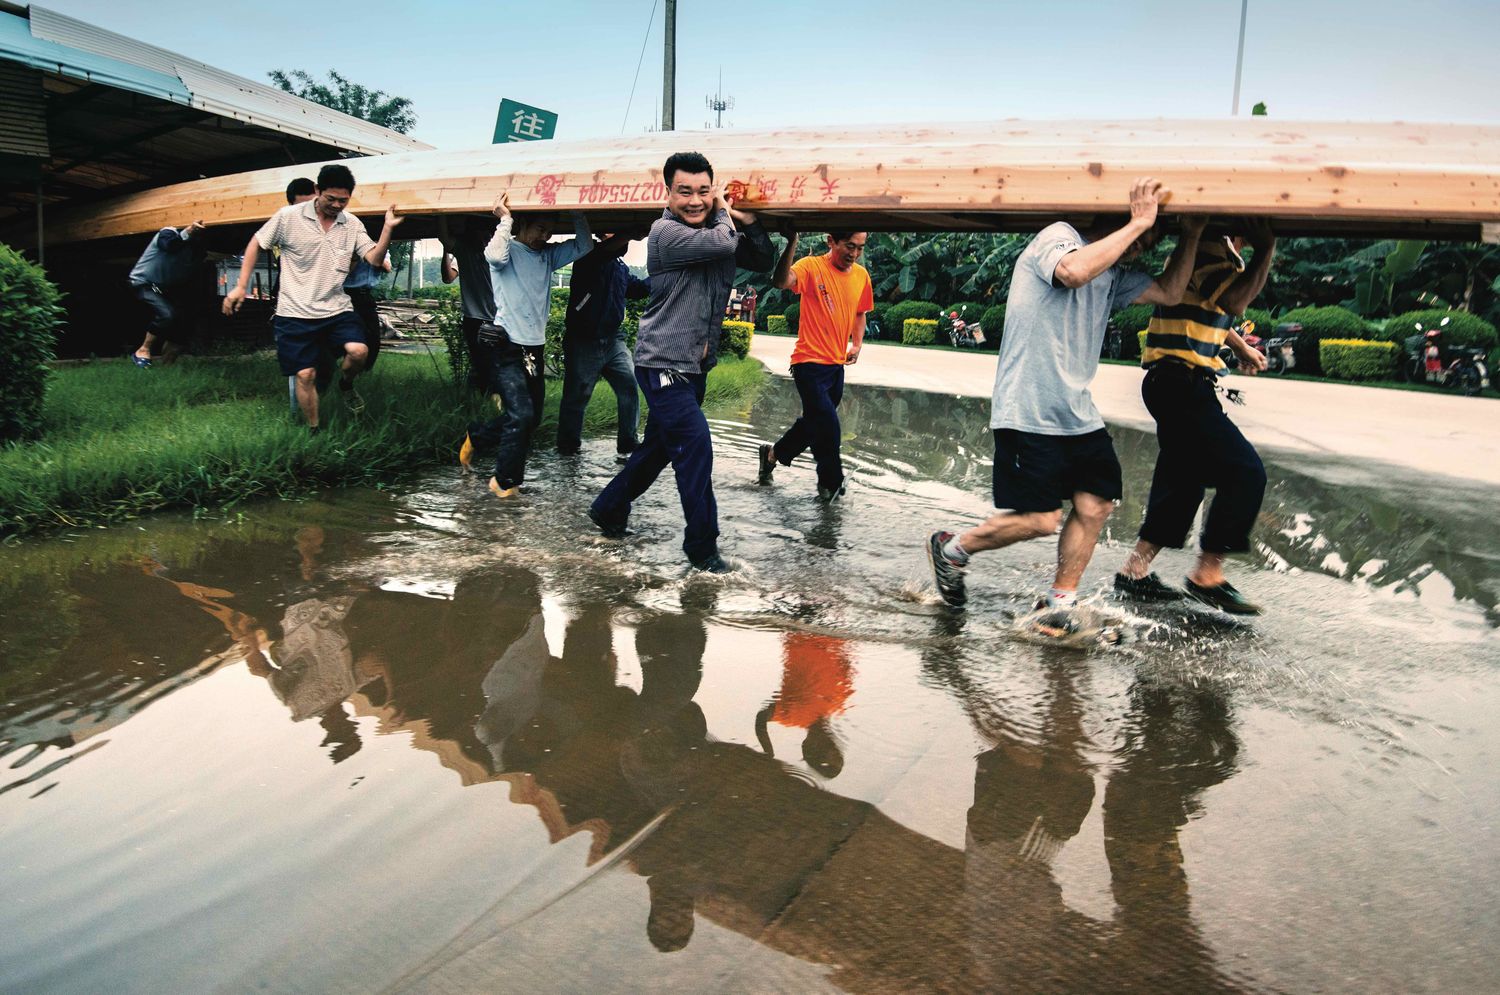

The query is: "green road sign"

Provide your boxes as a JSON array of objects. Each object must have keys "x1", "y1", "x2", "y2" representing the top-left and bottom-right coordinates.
[{"x1": 494, "y1": 98, "x2": 558, "y2": 143}]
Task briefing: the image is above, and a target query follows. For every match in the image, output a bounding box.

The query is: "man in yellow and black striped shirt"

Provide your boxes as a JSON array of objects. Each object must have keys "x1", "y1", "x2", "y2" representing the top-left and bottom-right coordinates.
[{"x1": 1115, "y1": 222, "x2": 1275, "y2": 614}]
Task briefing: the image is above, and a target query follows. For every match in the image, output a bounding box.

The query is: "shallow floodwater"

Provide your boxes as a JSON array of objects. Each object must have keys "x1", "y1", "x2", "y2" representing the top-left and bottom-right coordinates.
[{"x1": 1, "y1": 377, "x2": 1497, "y2": 994}]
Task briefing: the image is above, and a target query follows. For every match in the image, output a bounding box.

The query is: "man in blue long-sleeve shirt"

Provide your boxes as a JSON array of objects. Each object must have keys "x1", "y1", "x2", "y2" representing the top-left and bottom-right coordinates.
[
  {"x1": 463, "y1": 193, "x2": 591, "y2": 498},
  {"x1": 558, "y1": 230, "x2": 650, "y2": 458},
  {"x1": 589, "y1": 151, "x2": 775, "y2": 572},
  {"x1": 129, "y1": 219, "x2": 205, "y2": 367}
]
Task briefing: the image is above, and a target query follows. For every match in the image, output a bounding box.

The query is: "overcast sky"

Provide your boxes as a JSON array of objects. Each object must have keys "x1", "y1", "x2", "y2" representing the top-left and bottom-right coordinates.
[{"x1": 32, "y1": 0, "x2": 1500, "y2": 149}]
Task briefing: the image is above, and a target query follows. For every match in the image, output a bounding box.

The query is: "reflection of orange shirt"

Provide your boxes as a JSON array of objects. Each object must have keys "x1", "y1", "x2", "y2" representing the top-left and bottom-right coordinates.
[
  {"x1": 789, "y1": 254, "x2": 873, "y2": 366},
  {"x1": 770, "y1": 632, "x2": 855, "y2": 729}
]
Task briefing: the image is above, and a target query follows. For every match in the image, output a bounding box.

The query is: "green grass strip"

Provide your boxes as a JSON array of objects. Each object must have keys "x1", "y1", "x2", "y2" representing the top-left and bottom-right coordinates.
[{"x1": 0, "y1": 352, "x2": 766, "y2": 538}]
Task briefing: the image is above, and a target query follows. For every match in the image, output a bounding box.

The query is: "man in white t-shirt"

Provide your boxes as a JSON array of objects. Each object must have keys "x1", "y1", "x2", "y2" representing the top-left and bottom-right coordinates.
[{"x1": 926, "y1": 178, "x2": 1205, "y2": 615}]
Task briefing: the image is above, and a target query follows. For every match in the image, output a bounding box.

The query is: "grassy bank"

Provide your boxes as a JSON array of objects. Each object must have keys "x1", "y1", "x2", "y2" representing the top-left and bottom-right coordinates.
[{"x1": 0, "y1": 351, "x2": 766, "y2": 538}]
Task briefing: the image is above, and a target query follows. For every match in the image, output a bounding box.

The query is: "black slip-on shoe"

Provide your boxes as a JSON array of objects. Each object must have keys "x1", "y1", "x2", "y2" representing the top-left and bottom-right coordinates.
[
  {"x1": 756, "y1": 444, "x2": 777, "y2": 486},
  {"x1": 815, "y1": 482, "x2": 846, "y2": 504},
  {"x1": 588, "y1": 506, "x2": 631, "y2": 539},
  {"x1": 1183, "y1": 578, "x2": 1262, "y2": 615},
  {"x1": 1114, "y1": 571, "x2": 1184, "y2": 602},
  {"x1": 926, "y1": 530, "x2": 968, "y2": 608}
]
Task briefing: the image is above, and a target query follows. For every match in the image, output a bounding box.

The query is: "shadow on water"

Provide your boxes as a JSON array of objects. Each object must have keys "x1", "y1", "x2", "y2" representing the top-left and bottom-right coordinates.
[{"x1": 1, "y1": 376, "x2": 1497, "y2": 992}]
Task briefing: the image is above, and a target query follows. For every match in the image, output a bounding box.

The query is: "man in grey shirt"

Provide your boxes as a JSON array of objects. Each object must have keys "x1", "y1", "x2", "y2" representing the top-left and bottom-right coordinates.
[
  {"x1": 589, "y1": 150, "x2": 774, "y2": 572},
  {"x1": 927, "y1": 178, "x2": 1205, "y2": 614}
]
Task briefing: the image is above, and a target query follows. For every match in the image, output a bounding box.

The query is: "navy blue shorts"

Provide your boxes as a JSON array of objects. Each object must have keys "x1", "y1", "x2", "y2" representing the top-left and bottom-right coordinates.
[
  {"x1": 992, "y1": 428, "x2": 1122, "y2": 512},
  {"x1": 274, "y1": 313, "x2": 366, "y2": 376}
]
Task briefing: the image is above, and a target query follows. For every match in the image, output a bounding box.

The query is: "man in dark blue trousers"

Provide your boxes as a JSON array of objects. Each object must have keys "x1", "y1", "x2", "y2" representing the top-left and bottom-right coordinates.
[
  {"x1": 558, "y1": 230, "x2": 650, "y2": 457},
  {"x1": 589, "y1": 152, "x2": 774, "y2": 572}
]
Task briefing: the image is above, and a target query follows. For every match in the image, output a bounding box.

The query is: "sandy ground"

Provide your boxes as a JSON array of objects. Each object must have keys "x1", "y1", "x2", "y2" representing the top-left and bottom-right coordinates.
[{"x1": 751, "y1": 335, "x2": 1500, "y2": 486}]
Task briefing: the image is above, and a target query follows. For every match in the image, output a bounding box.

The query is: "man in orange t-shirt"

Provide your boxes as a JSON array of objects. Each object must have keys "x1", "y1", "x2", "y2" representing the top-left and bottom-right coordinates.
[{"x1": 757, "y1": 227, "x2": 873, "y2": 502}]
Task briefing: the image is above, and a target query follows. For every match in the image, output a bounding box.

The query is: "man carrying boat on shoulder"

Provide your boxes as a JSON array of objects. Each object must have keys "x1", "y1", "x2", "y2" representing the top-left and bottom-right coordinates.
[{"x1": 926, "y1": 179, "x2": 1205, "y2": 616}]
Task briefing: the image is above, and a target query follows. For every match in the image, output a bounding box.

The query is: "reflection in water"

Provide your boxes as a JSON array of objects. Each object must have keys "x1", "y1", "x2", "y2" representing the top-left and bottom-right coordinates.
[
  {"x1": 755, "y1": 632, "x2": 854, "y2": 779},
  {"x1": 1, "y1": 376, "x2": 1497, "y2": 993}
]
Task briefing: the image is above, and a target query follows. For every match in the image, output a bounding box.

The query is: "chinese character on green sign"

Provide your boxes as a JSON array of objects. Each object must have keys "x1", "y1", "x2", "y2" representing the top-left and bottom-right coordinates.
[{"x1": 494, "y1": 98, "x2": 558, "y2": 143}]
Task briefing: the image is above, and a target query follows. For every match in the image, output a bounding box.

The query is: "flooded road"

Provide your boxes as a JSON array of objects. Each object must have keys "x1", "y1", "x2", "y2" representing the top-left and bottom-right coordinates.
[{"x1": 2, "y1": 377, "x2": 1497, "y2": 994}]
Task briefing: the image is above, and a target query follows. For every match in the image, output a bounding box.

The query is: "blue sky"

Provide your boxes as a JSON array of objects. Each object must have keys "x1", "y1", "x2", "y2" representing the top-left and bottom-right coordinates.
[{"x1": 35, "y1": 0, "x2": 1500, "y2": 148}]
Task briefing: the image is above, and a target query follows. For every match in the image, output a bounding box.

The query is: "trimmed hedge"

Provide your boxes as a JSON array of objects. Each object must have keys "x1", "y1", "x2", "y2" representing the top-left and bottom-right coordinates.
[
  {"x1": 1137, "y1": 329, "x2": 1149, "y2": 356},
  {"x1": 870, "y1": 301, "x2": 893, "y2": 339},
  {"x1": 720, "y1": 320, "x2": 754, "y2": 359},
  {"x1": 785, "y1": 300, "x2": 801, "y2": 333},
  {"x1": 0, "y1": 244, "x2": 65, "y2": 444},
  {"x1": 1320, "y1": 338, "x2": 1398, "y2": 381},
  {"x1": 902, "y1": 318, "x2": 939, "y2": 345},
  {"x1": 1277, "y1": 305, "x2": 1371, "y2": 375},
  {"x1": 1112, "y1": 303, "x2": 1154, "y2": 336},
  {"x1": 766, "y1": 314, "x2": 789, "y2": 336},
  {"x1": 1379, "y1": 309, "x2": 1497, "y2": 350},
  {"x1": 888, "y1": 300, "x2": 941, "y2": 331},
  {"x1": 980, "y1": 303, "x2": 1006, "y2": 351}
]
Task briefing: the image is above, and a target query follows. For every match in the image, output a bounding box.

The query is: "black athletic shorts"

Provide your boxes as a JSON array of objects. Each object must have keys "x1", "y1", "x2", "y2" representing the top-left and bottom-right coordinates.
[{"x1": 991, "y1": 428, "x2": 1123, "y2": 512}]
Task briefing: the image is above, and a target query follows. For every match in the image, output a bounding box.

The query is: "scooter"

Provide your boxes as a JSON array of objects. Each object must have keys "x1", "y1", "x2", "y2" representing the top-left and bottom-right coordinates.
[{"x1": 1261, "y1": 322, "x2": 1300, "y2": 375}]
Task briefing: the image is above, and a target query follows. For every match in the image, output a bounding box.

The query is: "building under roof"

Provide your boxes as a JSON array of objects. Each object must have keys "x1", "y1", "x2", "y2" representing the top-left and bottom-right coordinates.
[{"x1": 0, "y1": 2, "x2": 431, "y2": 246}]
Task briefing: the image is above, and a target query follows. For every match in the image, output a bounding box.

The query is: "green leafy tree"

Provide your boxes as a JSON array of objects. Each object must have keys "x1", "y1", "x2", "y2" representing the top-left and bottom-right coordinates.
[{"x1": 267, "y1": 69, "x2": 417, "y2": 134}]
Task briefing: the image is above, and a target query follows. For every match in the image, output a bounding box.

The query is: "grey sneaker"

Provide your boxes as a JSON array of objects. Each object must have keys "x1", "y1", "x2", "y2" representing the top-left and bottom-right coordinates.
[
  {"x1": 756, "y1": 444, "x2": 777, "y2": 486},
  {"x1": 1184, "y1": 578, "x2": 1262, "y2": 615},
  {"x1": 926, "y1": 531, "x2": 967, "y2": 608},
  {"x1": 1114, "y1": 572, "x2": 1183, "y2": 602}
]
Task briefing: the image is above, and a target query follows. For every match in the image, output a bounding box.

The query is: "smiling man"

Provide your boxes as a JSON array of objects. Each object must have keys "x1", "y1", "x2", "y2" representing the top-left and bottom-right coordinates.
[
  {"x1": 757, "y1": 227, "x2": 872, "y2": 502},
  {"x1": 588, "y1": 151, "x2": 775, "y2": 572},
  {"x1": 223, "y1": 164, "x2": 403, "y2": 432}
]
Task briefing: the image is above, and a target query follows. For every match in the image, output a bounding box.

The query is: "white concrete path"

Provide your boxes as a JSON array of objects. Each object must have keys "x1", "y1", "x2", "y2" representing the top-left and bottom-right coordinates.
[{"x1": 750, "y1": 335, "x2": 1500, "y2": 486}]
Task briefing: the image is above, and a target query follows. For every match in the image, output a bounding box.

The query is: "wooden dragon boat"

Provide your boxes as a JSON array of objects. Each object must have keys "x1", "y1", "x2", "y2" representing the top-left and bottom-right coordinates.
[{"x1": 30, "y1": 119, "x2": 1500, "y2": 247}]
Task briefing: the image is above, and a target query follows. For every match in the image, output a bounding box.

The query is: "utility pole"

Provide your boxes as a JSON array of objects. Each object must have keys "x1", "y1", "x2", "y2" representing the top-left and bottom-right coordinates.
[
  {"x1": 705, "y1": 67, "x2": 733, "y2": 128},
  {"x1": 662, "y1": 0, "x2": 676, "y2": 131},
  {"x1": 1231, "y1": 0, "x2": 1248, "y2": 115}
]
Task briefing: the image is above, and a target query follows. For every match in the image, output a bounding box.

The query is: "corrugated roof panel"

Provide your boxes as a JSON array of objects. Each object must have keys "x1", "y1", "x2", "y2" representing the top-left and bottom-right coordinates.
[
  {"x1": 0, "y1": 8, "x2": 189, "y2": 102},
  {"x1": 0, "y1": 62, "x2": 50, "y2": 157},
  {"x1": 23, "y1": 5, "x2": 431, "y2": 156},
  {"x1": 173, "y1": 62, "x2": 429, "y2": 156}
]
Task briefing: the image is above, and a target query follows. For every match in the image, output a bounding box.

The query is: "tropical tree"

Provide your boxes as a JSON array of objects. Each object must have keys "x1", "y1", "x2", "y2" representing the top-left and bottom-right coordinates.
[{"x1": 267, "y1": 69, "x2": 417, "y2": 134}]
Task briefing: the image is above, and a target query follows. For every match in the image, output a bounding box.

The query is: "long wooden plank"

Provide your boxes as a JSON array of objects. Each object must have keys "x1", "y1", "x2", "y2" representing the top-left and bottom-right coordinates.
[{"x1": 26, "y1": 119, "x2": 1500, "y2": 245}]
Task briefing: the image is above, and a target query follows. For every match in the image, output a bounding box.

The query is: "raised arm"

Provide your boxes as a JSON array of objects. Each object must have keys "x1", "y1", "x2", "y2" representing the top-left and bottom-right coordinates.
[
  {"x1": 437, "y1": 216, "x2": 459, "y2": 283},
  {"x1": 653, "y1": 210, "x2": 740, "y2": 270},
  {"x1": 1054, "y1": 178, "x2": 1169, "y2": 289},
  {"x1": 1133, "y1": 216, "x2": 1206, "y2": 306},
  {"x1": 549, "y1": 212, "x2": 594, "y2": 270},
  {"x1": 1215, "y1": 222, "x2": 1276, "y2": 316},
  {"x1": 484, "y1": 193, "x2": 515, "y2": 267},
  {"x1": 360, "y1": 205, "x2": 405, "y2": 267},
  {"x1": 772, "y1": 224, "x2": 799, "y2": 291}
]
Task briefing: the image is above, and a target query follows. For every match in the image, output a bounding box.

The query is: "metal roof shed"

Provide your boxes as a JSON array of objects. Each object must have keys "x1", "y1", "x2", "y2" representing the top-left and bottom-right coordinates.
[{"x1": 0, "y1": 2, "x2": 431, "y2": 254}]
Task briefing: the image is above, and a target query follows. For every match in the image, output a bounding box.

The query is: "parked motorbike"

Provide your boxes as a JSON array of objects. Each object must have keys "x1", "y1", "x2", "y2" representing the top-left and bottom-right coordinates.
[
  {"x1": 947, "y1": 309, "x2": 985, "y2": 349},
  {"x1": 1261, "y1": 322, "x2": 1300, "y2": 375},
  {"x1": 1402, "y1": 317, "x2": 1491, "y2": 395}
]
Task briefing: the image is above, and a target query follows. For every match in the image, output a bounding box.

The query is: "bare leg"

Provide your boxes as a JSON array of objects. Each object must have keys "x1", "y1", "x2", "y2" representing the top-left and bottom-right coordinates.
[
  {"x1": 959, "y1": 508, "x2": 1064, "y2": 554},
  {"x1": 134, "y1": 332, "x2": 157, "y2": 361},
  {"x1": 1188, "y1": 552, "x2": 1227, "y2": 588},
  {"x1": 340, "y1": 342, "x2": 368, "y2": 380},
  {"x1": 1119, "y1": 539, "x2": 1163, "y2": 580},
  {"x1": 295, "y1": 368, "x2": 320, "y2": 428},
  {"x1": 1052, "y1": 491, "x2": 1114, "y2": 593}
]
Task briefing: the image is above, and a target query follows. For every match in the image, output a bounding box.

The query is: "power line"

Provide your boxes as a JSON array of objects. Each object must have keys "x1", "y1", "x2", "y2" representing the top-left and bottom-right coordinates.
[{"x1": 621, "y1": 0, "x2": 661, "y2": 134}]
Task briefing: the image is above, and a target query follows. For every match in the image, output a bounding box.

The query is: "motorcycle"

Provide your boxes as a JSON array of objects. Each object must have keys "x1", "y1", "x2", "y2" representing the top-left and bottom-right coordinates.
[
  {"x1": 1261, "y1": 322, "x2": 1301, "y2": 375},
  {"x1": 1402, "y1": 317, "x2": 1491, "y2": 395},
  {"x1": 947, "y1": 309, "x2": 985, "y2": 349}
]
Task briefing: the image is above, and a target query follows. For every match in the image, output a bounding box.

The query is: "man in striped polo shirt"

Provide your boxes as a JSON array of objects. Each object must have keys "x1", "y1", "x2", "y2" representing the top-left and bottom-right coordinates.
[
  {"x1": 1113, "y1": 223, "x2": 1275, "y2": 614},
  {"x1": 223, "y1": 163, "x2": 404, "y2": 432}
]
